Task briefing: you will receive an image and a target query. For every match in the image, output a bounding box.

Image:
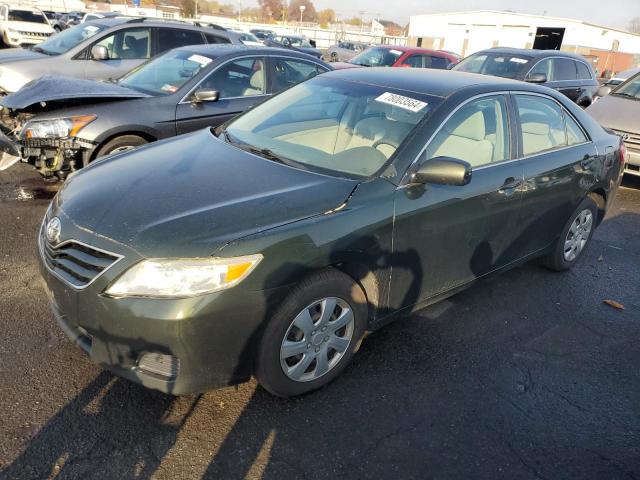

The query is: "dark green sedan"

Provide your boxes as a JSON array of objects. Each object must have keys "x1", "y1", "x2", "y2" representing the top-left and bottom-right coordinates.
[{"x1": 39, "y1": 68, "x2": 625, "y2": 397}]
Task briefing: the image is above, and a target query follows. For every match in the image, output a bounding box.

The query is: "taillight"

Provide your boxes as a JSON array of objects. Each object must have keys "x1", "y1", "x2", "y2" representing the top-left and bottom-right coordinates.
[{"x1": 619, "y1": 142, "x2": 627, "y2": 166}]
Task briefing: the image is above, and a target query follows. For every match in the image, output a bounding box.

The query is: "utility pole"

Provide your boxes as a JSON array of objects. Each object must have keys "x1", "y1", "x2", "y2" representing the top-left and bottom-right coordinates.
[
  {"x1": 299, "y1": 4, "x2": 305, "y2": 32},
  {"x1": 359, "y1": 10, "x2": 365, "y2": 33}
]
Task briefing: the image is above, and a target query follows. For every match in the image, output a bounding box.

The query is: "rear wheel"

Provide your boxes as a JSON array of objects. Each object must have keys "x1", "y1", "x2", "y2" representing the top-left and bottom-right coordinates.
[
  {"x1": 94, "y1": 135, "x2": 148, "y2": 159},
  {"x1": 542, "y1": 196, "x2": 598, "y2": 271},
  {"x1": 255, "y1": 269, "x2": 367, "y2": 397}
]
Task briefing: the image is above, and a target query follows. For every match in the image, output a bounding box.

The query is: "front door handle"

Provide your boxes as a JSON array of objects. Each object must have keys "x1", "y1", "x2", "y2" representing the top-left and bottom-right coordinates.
[{"x1": 498, "y1": 177, "x2": 522, "y2": 196}]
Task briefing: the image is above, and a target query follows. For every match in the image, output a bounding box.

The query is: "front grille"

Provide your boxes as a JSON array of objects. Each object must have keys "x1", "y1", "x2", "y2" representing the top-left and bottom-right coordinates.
[
  {"x1": 39, "y1": 230, "x2": 121, "y2": 289},
  {"x1": 612, "y1": 129, "x2": 640, "y2": 153},
  {"x1": 18, "y1": 31, "x2": 52, "y2": 37}
]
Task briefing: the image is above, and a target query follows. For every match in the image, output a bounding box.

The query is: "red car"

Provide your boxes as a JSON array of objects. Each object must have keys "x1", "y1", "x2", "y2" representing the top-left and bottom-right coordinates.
[{"x1": 331, "y1": 45, "x2": 459, "y2": 70}]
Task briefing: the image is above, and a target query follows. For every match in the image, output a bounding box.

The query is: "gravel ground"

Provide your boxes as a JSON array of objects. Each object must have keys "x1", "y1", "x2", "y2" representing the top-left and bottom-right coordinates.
[{"x1": 1, "y1": 164, "x2": 639, "y2": 480}]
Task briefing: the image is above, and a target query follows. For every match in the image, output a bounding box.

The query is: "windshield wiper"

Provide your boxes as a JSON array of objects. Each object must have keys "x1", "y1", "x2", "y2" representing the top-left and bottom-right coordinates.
[
  {"x1": 31, "y1": 46, "x2": 52, "y2": 55},
  {"x1": 245, "y1": 145, "x2": 290, "y2": 164},
  {"x1": 612, "y1": 92, "x2": 639, "y2": 100}
]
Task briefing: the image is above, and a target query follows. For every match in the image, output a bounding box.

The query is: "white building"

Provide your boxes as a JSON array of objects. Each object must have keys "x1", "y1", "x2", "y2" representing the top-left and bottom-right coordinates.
[{"x1": 408, "y1": 10, "x2": 640, "y2": 73}]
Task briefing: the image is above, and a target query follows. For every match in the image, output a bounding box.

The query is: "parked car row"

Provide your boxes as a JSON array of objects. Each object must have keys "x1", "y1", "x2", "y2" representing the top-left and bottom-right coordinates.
[{"x1": 0, "y1": 45, "x2": 330, "y2": 178}]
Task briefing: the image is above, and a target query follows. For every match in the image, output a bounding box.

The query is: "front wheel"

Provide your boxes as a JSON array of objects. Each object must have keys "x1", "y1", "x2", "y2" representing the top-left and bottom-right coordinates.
[
  {"x1": 255, "y1": 269, "x2": 367, "y2": 397},
  {"x1": 542, "y1": 196, "x2": 598, "y2": 271},
  {"x1": 94, "y1": 135, "x2": 148, "y2": 159}
]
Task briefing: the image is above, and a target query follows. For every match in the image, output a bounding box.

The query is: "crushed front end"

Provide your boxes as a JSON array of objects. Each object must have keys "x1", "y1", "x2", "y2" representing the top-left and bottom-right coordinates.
[{"x1": 0, "y1": 107, "x2": 96, "y2": 180}]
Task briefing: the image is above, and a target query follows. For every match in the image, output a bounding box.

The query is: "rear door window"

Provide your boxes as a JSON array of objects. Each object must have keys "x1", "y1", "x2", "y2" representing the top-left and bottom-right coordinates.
[
  {"x1": 576, "y1": 61, "x2": 592, "y2": 80},
  {"x1": 515, "y1": 95, "x2": 568, "y2": 155},
  {"x1": 565, "y1": 113, "x2": 588, "y2": 145},
  {"x1": 552, "y1": 58, "x2": 578, "y2": 81},
  {"x1": 156, "y1": 28, "x2": 205, "y2": 54}
]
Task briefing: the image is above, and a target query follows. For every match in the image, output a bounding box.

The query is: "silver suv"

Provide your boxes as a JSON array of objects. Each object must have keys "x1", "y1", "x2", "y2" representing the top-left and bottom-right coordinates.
[{"x1": 0, "y1": 17, "x2": 241, "y2": 93}]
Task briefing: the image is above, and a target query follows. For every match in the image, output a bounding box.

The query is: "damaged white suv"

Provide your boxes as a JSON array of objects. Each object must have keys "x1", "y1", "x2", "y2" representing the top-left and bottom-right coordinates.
[{"x1": 0, "y1": 4, "x2": 54, "y2": 48}]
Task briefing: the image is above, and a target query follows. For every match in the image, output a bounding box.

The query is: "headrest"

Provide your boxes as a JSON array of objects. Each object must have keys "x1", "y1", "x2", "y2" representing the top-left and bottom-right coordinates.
[
  {"x1": 449, "y1": 110, "x2": 486, "y2": 141},
  {"x1": 249, "y1": 69, "x2": 264, "y2": 89}
]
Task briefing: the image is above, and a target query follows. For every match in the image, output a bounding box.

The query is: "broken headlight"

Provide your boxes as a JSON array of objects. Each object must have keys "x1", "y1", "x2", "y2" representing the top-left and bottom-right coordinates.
[{"x1": 21, "y1": 115, "x2": 96, "y2": 140}]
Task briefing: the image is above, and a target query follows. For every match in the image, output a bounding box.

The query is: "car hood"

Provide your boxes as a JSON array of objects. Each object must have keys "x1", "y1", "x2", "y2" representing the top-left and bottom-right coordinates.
[
  {"x1": 0, "y1": 47, "x2": 46, "y2": 64},
  {"x1": 55, "y1": 129, "x2": 358, "y2": 258},
  {"x1": 295, "y1": 46, "x2": 322, "y2": 57},
  {"x1": 8, "y1": 21, "x2": 54, "y2": 33},
  {"x1": 0, "y1": 74, "x2": 150, "y2": 110},
  {"x1": 587, "y1": 94, "x2": 640, "y2": 133}
]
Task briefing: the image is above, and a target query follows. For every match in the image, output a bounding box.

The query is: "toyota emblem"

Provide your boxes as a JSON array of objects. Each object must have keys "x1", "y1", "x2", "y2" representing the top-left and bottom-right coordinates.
[{"x1": 45, "y1": 217, "x2": 61, "y2": 244}]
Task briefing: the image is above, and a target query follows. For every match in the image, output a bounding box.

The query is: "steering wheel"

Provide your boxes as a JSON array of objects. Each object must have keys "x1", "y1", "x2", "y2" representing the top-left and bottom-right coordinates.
[{"x1": 372, "y1": 139, "x2": 398, "y2": 151}]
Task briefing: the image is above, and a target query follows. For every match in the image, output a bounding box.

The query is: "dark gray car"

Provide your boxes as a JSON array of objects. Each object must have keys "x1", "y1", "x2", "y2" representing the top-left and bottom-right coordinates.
[
  {"x1": 0, "y1": 18, "x2": 241, "y2": 93},
  {"x1": 0, "y1": 45, "x2": 331, "y2": 179},
  {"x1": 454, "y1": 48, "x2": 598, "y2": 107}
]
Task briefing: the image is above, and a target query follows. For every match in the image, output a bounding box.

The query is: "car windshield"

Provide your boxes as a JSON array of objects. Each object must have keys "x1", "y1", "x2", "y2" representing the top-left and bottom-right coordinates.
[
  {"x1": 613, "y1": 74, "x2": 640, "y2": 100},
  {"x1": 224, "y1": 76, "x2": 438, "y2": 178},
  {"x1": 350, "y1": 47, "x2": 404, "y2": 67},
  {"x1": 33, "y1": 23, "x2": 106, "y2": 55},
  {"x1": 454, "y1": 53, "x2": 532, "y2": 79},
  {"x1": 8, "y1": 9, "x2": 48, "y2": 24},
  {"x1": 118, "y1": 49, "x2": 213, "y2": 95}
]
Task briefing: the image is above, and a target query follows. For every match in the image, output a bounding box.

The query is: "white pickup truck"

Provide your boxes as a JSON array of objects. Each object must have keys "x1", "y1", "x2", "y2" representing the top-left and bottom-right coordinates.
[{"x1": 0, "y1": 4, "x2": 54, "y2": 48}]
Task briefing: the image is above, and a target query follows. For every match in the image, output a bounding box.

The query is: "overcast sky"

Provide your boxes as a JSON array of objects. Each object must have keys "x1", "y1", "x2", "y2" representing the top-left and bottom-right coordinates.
[{"x1": 305, "y1": 0, "x2": 640, "y2": 29}]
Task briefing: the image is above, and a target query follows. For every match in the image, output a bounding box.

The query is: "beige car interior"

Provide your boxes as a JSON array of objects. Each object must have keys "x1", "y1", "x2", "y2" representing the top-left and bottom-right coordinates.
[
  {"x1": 517, "y1": 97, "x2": 568, "y2": 156},
  {"x1": 428, "y1": 98, "x2": 508, "y2": 167},
  {"x1": 256, "y1": 99, "x2": 418, "y2": 175}
]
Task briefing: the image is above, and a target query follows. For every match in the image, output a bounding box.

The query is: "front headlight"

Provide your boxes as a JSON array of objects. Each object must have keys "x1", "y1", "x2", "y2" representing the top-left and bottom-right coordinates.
[
  {"x1": 105, "y1": 255, "x2": 263, "y2": 298},
  {"x1": 21, "y1": 115, "x2": 96, "y2": 140}
]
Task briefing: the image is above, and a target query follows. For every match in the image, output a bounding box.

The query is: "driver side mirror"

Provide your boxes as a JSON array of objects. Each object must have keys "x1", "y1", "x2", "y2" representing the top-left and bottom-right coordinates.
[
  {"x1": 597, "y1": 85, "x2": 612, "y2": 97},
  {"x1": 410, "y1": 157, "x2": 472, "y2": 186},
  {"x1": 91, "y1": 44, "x2": 109, "y2": 61},
  {"x1": 526, "y1": 73, "x2": 547, "y2": 84},
  {"x1": 191, "y1": 89, "x2": 219, "y2": 103}
]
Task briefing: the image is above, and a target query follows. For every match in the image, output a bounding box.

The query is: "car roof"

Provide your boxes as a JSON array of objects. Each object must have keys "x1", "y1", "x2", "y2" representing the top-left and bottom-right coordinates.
[
  {"x1": 324, "y1": 67, "x2": 540, "y2": 97},
  {"x1": 476, "y1": 47, "x2": 590, "y2": 62},
  {"x1": 173, "y1": 44, "x2": 325, "y2": 60},
  {"x1": 368, "y1": 45, "x2": 456, "y2": 58}
]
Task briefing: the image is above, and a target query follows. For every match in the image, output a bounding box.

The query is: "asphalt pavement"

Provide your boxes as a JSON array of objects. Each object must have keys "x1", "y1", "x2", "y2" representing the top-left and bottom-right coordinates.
[{"x1": 1, "y1": 164, "x2": 639, "y2": 480}]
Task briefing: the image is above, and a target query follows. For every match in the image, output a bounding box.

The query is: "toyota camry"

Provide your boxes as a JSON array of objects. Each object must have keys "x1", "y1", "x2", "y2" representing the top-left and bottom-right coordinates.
[{"x1": 39, "y1": 68, "x2": 624, "y2": 397}]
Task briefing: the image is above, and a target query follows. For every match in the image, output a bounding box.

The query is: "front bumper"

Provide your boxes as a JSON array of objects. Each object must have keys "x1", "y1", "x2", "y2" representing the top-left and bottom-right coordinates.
[
  {"x1": 624, "y1": 150, "x2": 640, "y2": 177},
  {"x1": 37, "y1": 216, "x2": 289, "y2": 395}
]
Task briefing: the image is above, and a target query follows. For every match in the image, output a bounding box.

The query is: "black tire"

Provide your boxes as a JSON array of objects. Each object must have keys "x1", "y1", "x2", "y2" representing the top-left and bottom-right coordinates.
[
  {"x1": 255, "y1": 268, "x2": 367, "y2": 397},
  {"x1": 94, "y1": 135, "x2": 148, "y2": 159},
  {"x1": 542, "y1": 196, "x2": 598, "y2": 271}
]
